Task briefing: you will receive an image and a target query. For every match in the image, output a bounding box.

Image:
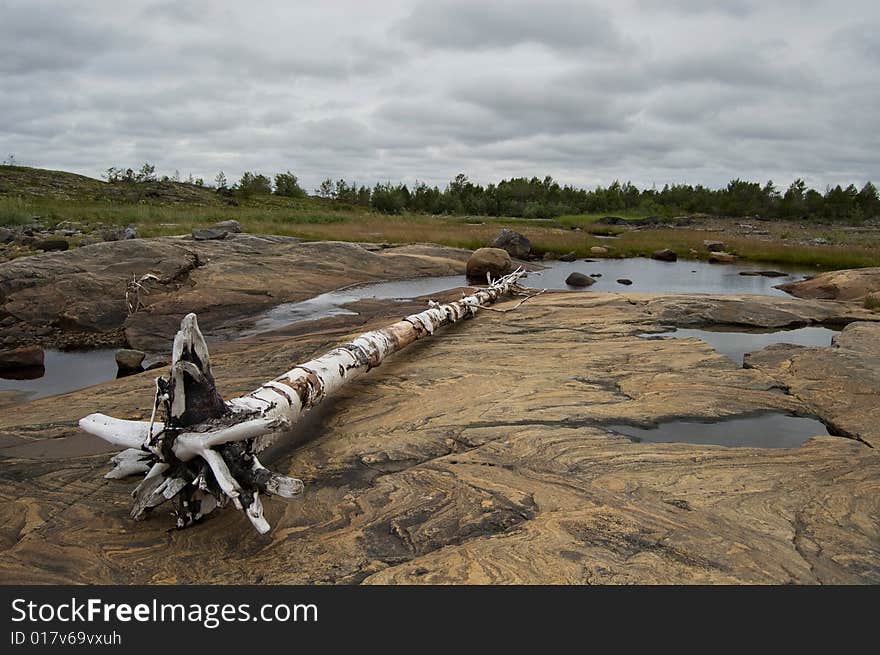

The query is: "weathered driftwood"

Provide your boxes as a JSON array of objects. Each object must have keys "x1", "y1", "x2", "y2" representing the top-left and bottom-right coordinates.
[{"x1": 80, "y1": 269, "x2": 529, "y2": 533}]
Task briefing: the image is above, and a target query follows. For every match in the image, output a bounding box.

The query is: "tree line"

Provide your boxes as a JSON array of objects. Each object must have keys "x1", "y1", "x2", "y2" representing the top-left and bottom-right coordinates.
[{"x1": 102, "y1": 163, "x2": 879, "y2": 220}]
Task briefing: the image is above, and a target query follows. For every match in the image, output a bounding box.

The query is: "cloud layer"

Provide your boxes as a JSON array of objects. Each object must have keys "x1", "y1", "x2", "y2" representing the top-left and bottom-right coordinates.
[{"x1": 1, "y1": 0, "x2": 877, "y2": 191}]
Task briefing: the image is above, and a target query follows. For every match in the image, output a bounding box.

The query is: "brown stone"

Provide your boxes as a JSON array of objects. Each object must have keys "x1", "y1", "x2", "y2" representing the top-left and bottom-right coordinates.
[
  {"x1": 466, "y1": 247, "x2": 513, "y2": 282},
  {"x1": 776, "y1": 267, "x2": 880, "y2": 301},
  {"x1": 0, "y1": 345, "x2": 44, "y2": 370}
]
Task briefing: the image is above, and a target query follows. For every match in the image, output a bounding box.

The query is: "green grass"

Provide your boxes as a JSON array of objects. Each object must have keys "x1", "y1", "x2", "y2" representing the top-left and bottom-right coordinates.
[{"x1": 2, "y1": 167, "x2": 878, "y2": 270}]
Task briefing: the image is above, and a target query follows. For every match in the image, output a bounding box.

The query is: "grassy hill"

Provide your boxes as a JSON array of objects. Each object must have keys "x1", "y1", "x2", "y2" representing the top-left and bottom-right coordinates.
[
  {"x1": 1, "y1": 165, "x2": 878, "y2": 270},
  {"x1": 0, "y1": 165, "x2": 223, "y2": 205}
]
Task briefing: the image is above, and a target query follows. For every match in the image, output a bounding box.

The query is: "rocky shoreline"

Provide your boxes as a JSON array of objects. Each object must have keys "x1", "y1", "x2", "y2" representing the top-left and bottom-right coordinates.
[
  {"x1": 0, "y1": 235, "x2": 471, "y2": 353},
  {"x1": 0, "y1": 237, "x2": 879, "y2": 584}
]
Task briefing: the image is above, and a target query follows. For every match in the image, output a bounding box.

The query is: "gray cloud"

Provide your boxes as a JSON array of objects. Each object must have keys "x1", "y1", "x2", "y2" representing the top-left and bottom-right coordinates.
[
  {"x1": 0, "y1": 2, "x2": 125, "y2": 74},
  {"x1": 397, "y1": 0, "x2": 626, "y2": 53},
  {"x1": 636, "y1": 0, "x2": 759, "y2": 17},
  {"x1": 0, "y1": 0, "x2": 877, "y2": 191}
]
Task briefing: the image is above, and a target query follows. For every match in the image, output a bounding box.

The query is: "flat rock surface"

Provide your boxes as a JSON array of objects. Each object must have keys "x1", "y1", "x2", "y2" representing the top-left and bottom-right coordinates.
[
  {"x1": 0, "y1": 291, "x2": 878, "y2": 584},
  {"x1": 0, "y1": 236, "x2": 470, "y2": 350},
  {"x1": 776, "y1": 266, "x2": 880, "y2": 301}
]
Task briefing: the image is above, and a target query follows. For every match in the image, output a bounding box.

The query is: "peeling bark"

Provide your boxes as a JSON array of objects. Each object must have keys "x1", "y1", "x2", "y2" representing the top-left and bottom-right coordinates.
[{"x1": 80, "y1": 269, "x2": 529, "y2": 533}]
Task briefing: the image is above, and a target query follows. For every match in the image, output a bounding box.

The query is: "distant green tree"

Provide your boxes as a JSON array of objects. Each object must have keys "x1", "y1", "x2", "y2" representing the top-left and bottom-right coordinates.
[
  {"x1": 103, "y1": 167, "x2": 125, "y2": 182},
  {"x1": 235, "y1": 171, "x2": 272, "y2": 198},
  {"x1": 214, "y1": 171, "x2": 228, "y2": 190},
  {"x1": 134, "y1": 162, "x2": 157, "y2": 183},
  {"x1": 274, "y1": 171, "x2": 306, "y2": 198},
  {"x1": 822, "y1": 184, "x2": 859, "y2": 220},
  {"x1": 371, "y1": 182, "x2": 409, "y2": 214},
  {"x1": 856, "y1": 182, "x2": 880, "y2": 218},
  {"x1": 780, "y1": 179, "x2": 807, "y2": 217},
  {"x1": 1, "y1": 153, "x2": 16, "y2": 166},
  {"x1": 316, "y1": 178, "x2": 334, "y2": 198}
]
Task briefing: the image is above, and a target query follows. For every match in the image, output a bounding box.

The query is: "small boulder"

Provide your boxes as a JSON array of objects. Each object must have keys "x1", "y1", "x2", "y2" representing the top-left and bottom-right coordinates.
[
  {"x1": 708, "y1": 252, "x2": 737, "y2": 264},
  {"x1": 590, "y1": 246, "x2": 609, "y2": 255},
  {"x1": 115, "y1": 348, "x2": 146, "y2": 372},
  {"x1": 466, "y1": 248, "x2": 513, "y2": 282},
  {"x1": 616, "y1": 278, "x2": 633, "y2": 286},
  {"x1": 33, "y1": 238, "x2": 69, "y2": 252},
  {"x1": 212, "y1": 219, "x2": 242, "y2": 233},
  {"x1": 192, "y1": 226, "x2": 229, "y2": 241},
  {"x1": 0, "y1": 227, "x2": 14, "y2": 244},
  {"x1": 102, "y1": 226, "x2": 138, "y2": 241},
  {"x1": 0, "y1": 345, "x2": 45, "y2": 371},
  {"x1": 565, "y1": 272, "x2": 595, "y2": 287},
  {"x1": 739, "y1": 270, "x2": 788, "y2": 278},
  {"x1": 558, "y1": 251, "x2": 577, "y2": 262},
  {"x1": 651, "y1": 248, "x2": 677, "y2": 262},
  {"x1": 489, "y1": 229, "x2": 531, "y2": 260},
  {"x1": 703, "y1": 240, "x2": 725, "y2": 252}
]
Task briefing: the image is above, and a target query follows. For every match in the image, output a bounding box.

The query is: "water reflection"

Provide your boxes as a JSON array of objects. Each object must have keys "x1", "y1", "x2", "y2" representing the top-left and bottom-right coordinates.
[
  {"x1": 642, "y1": 326, "x2": 838, "y2": 365},
  {"x1": 0, "y1": 349, "x2": 118, "y2": 401},
  {"x1": 529, "y1": 258, "x2": 810, "y2": 296},
  {"x1": 607, "y1": 412, "x2": 831, "y2": 448}
]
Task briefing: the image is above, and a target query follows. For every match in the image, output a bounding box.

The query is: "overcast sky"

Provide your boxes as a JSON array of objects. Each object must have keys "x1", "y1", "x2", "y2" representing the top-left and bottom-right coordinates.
[{"x1": 2, "y1": 0, "x2": 878, "y2": 191}]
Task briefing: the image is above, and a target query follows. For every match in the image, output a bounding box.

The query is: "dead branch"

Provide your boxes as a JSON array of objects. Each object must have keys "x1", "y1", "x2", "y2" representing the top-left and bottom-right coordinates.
[{"x1": 81, "y1": 268, "x2": 530, "y2": 533}]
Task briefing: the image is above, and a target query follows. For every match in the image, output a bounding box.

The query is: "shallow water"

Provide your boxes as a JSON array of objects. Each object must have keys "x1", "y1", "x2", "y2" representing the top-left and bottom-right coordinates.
[
  {"x1": 607, "y1": 413, "x2": 831, "y2": 448},
  {"x1": 0, "y1": 349, "x2": 118, "y2": 401},
  {"x1": 1, "y1": 258, "x2": 815, "y2": 402},
  {"x1": 246, "y1": 259, "x2": 810, "y2": 336},
  {"x1": 527, "y1": 258, "x2": 811, "y2": 296},
  {"x1": 642, "y1": 326, "x2": 838, "y2": 365},
  {"x1": 243, "y1": 274, "x2": 469, "y2": 336}
]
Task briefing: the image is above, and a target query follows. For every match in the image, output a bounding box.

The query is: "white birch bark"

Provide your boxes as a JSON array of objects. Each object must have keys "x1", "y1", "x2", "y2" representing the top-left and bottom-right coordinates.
[{"x1": 80, "y1": 269, "x2": 527, "y2": 533}]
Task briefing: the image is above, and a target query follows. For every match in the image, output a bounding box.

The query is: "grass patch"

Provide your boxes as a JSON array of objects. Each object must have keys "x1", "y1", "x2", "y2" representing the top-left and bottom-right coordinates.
[{"x1": 1, "y1": 189, "x2": 877, "y2": 270}]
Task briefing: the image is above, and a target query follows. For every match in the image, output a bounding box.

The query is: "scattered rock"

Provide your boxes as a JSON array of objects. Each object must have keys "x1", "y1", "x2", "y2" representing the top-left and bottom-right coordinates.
[
  {"x1": 558, "y1": 251, "x2": 577, "y2": 262},
  {"x1": 466, "y1": 247, "x2": 513, "y2": 282},
  {"x1": 775, "y1": 267, "x2": 880, "y2": 301},
  {"x1": 703, "y1": 240, "x2": 725, "y2": 252},
  {"x1": 617, "y1": 278, "x2": 633, "y2": 285},
  {"x1": 101, "y1": 226, "x2": 138, "y2": 242},
  {"x1": 651, "y1": 248, "x2": 677, "y2": 262},
  {"x1": 0, "y1": 227, "x2": 14, "y2": 244},
  {"x1": 597, "y1": 215, "x2": 694, "y2": 227},
  {"x1": 145, "y1": 360, "x2": 170, "y2": 371},
  {"x1": 212, "y1": 220, "x2": 242, "y2": 234},
  {"x1": 33, "y1": 238, "x2": 69, "y2": 252},
  {"x1": 115, "y1": 349, "x2": 145, "y2": 371},
  {"x1": 565, "y1": 272, "x2": 595, "y2": 287},
  {"x1": 192, "y1": 226, "x2": 228, "y2": 241},
  {"x1": 0, "y1": 345, "x2": 44, "y2": 371},
  {"x1": 739, "y1": 270, "x2": 788, "y2": 278},
  {"x1": 590, "y1": 273, "x2": 602, "y2": 278},
  {"x1": 489, "y1": 229, "x2": 531, "y2": 260},
  {"x1": 590, "y1": 246, "x2": 609, "y2": 255},
  {"x1": 708, "y1": 252, "x2": 737, "y2": 264}
]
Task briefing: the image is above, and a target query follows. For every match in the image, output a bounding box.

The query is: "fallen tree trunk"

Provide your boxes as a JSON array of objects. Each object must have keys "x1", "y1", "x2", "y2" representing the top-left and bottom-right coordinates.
[{"x1": 80, "y1": 269, "x2": 529, "y2": 533}]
